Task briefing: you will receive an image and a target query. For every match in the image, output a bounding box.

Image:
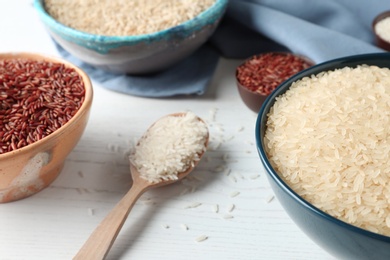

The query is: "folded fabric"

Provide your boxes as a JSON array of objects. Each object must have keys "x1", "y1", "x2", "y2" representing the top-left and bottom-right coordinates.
[
  {"x1": 210, "y1": 0, "x2": 389, "y2": 63},
  {"x1": 55, "y1": 42, "x2": 219, "y2": 98},
  {"x1": 54, "y1": 0, "x2": 390, "y2": 97}
]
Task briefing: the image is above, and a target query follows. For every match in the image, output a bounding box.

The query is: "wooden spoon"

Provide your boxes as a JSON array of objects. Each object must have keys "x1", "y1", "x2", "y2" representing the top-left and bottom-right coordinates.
[{"x1": 73, "y1": 113, "x2": 209, "y2": 260}]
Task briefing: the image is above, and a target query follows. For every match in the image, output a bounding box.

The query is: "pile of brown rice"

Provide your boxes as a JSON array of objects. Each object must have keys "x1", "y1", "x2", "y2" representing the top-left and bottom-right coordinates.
[
  {"x1": 264, "y1": 65, "x2": 390, "y2": 236},
  {"x1": 44, "y1": 0, "x2": 216, "y2": 36}
]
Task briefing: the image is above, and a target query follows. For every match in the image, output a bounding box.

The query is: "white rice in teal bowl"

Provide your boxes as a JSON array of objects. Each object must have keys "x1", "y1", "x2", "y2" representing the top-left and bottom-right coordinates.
[{"x1": 256, "y1": 53, "x2": 390, "y2": 259}]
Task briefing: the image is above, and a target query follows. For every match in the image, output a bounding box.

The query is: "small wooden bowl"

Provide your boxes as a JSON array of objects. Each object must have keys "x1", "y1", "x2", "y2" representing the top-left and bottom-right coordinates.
[
  {"x1": 0, "y1": 52, "x2": 93, "y2": 203},
  {"x1": 373, "y1": 10, "x2": 390, "y2": 51},
  {"x1": 236, "y1": 52, "x2": 314, "y2": 113}
]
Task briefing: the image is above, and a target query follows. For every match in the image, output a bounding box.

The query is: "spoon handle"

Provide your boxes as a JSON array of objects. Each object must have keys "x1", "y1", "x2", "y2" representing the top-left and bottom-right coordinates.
[{"x1": 73, "y1": 183, "x2": 148, "y2": 260}]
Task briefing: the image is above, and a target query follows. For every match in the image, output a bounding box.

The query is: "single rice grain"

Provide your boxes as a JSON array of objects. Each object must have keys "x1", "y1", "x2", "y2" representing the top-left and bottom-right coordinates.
[{"x1": 195, "y1": 235, "x2": 208, "y2": 242}]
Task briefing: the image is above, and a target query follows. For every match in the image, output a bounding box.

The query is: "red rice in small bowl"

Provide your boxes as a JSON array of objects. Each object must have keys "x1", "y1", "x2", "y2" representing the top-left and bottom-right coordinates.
[{"x1": 0, "y1": 52, "x2": 93, "y2": 203}]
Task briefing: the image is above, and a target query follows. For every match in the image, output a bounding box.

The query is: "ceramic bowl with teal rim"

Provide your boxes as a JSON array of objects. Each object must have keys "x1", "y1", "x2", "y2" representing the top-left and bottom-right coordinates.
[
  {"x1": 33, "y1": 0, "x2": 228, "y2": 74},
  {"x1": 256, "y1": 53, "x2": 390, "y2": 259}
]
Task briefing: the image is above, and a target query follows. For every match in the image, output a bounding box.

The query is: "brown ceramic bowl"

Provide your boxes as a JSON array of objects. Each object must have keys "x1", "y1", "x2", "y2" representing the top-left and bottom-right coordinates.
[
  {"x1": 373, "y1": 10, "x2": 390, "y2": 51},
  {"x1": 236, "y1": 78, "x2": 269, "y2": 114},
  {"x1": 0, "y1": 52, "x2": 93, "y2": 203},
  {"x1": 236, "y1": 52, "x2": 314, "y2": 113}
]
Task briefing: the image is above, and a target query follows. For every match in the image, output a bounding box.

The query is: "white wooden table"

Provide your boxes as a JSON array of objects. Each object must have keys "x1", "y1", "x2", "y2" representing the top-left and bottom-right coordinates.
[{"x1": 0, "y1": 1, "x2": 333, "y2": 259}]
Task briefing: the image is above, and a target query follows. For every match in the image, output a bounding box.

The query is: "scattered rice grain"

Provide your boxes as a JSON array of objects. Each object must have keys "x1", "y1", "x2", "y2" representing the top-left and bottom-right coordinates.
[
  {"x1": 224, "y1": 168, "x2": 232, "y2": 176},
  {"x1": 222, "y1": 153, "x2": 238, "y2": 163},
  {"x1": 139, "y1": 196, "x2": 151, "y2": 202},
  {"x1": 142, "y1": 200, "x2": 156, "y2": 206},
  {"x1": 213, "y1": 165, "x2": 225, "y2": 173},
  {"x1": 185, "y1": 202, "x2": 202, "y2": 209},
  {"x1": 229, "y1": 175, "x2": 237, "y2": 183},
  {"x1": 87, "y1": 208, "x2": 94, "y2": 216},
  {"x1": 195, "y1": 235, "x2": 208, "y2": 242},
  {"x1": 162, "y1": 224, "x2": 170, "y2": 229},
  {"x1": 266, "y1": 195, "x2": 275, "y2": 203},
  {"x1": 210, "y1": 141, "x2": 222, "y2": 150},
  {"x1": 227, "y1": 204, "x2": 235, "y2": 212},
  {"x1": 246, "y1": 140, "x2": 254, "y2": 146},
  {"x1": 215, "y1": 124, "x2": 224, "y2": 133},
  {"x1": 180, "y1": 187, "x2": 191, "y2": 196},
  {"x1": 209, "y1": 107, "x2": 218, "y2": 122},
  {"x1": 191, "y1": 175, "x2": 204, "y2": 182},
  {"x1": 235, "y1": 172, "x2": 244, "y2": 180},
  {"x1": 77, "y1": 171, "x2": 84, "y2": 178},
  {"x1": 222, "y1": 214, "x2": 234, "y2": 219},
  {"x1": 237, "y1": 126, "x2": 245, "y2": 132},
  {"x1": 230, "y1": 191, "x2": 240, "y2": 198},
  {"x1": 181, "y1": 224, "x2": 189, "y2": 231},
  {"x1": 224, "y1": 135, "x2": 235, "y2": 141}
]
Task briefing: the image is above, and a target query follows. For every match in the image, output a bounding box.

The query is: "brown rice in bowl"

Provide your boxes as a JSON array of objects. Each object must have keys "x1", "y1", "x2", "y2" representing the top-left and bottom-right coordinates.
[{"x1": 0, "y1": 52, "x2": 93, "y2": 203}]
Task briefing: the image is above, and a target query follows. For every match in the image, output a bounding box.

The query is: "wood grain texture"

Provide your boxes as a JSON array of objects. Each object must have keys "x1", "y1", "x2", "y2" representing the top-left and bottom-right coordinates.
[
  {"x1": 74, "y1": 127, "x2": 208, "y2": 260},
  {"x1": 73, "y1": 178, "x2": 148, "y2": 260},
  {"x1": 0, "y1": 1, "x2": 334, "y2": 259}
]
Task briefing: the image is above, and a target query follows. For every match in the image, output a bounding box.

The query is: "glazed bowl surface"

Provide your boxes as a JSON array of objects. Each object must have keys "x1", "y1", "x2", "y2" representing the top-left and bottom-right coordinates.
[
  {"x1": 33, "y1": 0, "x2": 228, "y2": 74},
  {"x1": 256, "y1": 53, "x2": 390, "y2": 260},
  {"x1": 0, "y1": 52, "x2": 93, "y2": 203}
]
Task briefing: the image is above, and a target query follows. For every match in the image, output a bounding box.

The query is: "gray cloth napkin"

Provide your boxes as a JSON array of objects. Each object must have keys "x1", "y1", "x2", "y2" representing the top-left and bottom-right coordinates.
[
  {"x1": 56, "y1": 43, "x2": 219, "y2": 98},
  {"x1": 215, "y1": 0, "x2": 388, "y2": 63},
  {"x1": 56, "y1": 0, "x2": 390, "y2": 97}
]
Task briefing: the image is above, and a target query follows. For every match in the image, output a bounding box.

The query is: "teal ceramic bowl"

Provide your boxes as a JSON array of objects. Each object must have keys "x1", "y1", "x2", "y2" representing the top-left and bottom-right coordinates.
[
  {"x1": 34, "y1": 0, "x2": 228, "y2": 74},
  {"x1": 256, "y1": 53, "x2": 390, "y2": 259}
]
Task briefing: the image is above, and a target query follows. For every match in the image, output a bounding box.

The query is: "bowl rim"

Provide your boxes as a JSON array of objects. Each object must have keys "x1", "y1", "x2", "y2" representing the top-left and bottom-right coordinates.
[
  {"x1": 33, "y1": 0, "x2": 229, "y2": 45},
  {"x1": 0, "y1": 52, "x2": 93, "y2": 160},
  {"x1": 256, "y1": 52, "x2": 390, "y2": 242}
]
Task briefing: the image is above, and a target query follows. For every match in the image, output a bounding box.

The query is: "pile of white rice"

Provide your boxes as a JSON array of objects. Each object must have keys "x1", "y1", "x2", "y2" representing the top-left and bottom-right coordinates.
[
  {"x1": 129, "y1": 112, "x2": 208, "y2": 183},
  {"x1": 44, "y1": 0, "x2": 216, "y2": 36},
  {"x1": 264, "y1": 65, "x2": 390, "y2": 236}
]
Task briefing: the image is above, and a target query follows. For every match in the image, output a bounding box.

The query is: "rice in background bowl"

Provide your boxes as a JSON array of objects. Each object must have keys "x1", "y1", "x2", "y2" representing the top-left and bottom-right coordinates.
[
  {"x1": 33, "y1": 0, "x2": 228, "y2": 74},
  {"x1": 256, "y1": 53, "x2": 390, "y2": 259}
]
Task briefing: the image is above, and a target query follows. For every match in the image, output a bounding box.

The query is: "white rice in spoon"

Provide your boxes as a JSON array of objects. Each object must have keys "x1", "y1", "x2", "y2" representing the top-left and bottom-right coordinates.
[{"x1": 129, "y1": 112, "x2": 208, "y2": 183}]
